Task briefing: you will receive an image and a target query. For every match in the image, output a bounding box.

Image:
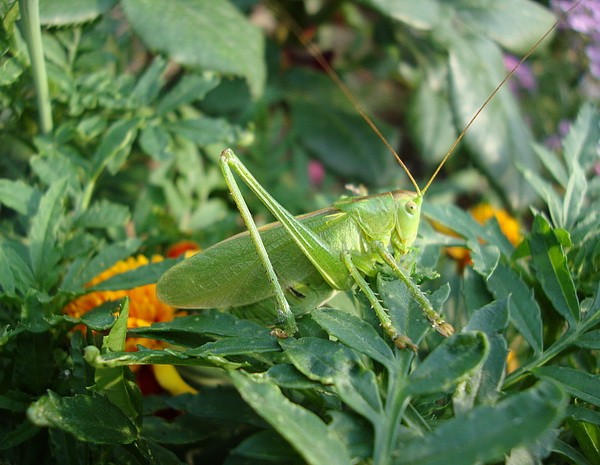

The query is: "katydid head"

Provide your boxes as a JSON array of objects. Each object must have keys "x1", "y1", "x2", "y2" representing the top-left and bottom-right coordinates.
[{"x1": 392, "y1": 190, "x2": 423, "y2": 250}]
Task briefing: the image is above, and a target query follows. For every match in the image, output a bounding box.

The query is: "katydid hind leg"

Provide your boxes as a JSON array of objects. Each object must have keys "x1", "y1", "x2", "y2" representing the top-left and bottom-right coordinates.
[{"x1": 219, "y1": 150, "x2": 298, "y2": 337}]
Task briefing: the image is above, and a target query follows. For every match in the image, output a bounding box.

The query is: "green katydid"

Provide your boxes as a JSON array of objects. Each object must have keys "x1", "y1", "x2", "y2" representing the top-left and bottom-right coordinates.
[{"x1": 156, "y1": 4, "x2": 575, "y2": 350}]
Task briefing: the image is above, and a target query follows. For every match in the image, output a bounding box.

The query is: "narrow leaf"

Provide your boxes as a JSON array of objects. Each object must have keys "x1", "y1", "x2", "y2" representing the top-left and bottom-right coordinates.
[
  {"x1": 529, "y1": 215, "x2": 579, "y2": 325},
  {"x1": 533, "y1": 366, "x2": 600, "y2": 407}
]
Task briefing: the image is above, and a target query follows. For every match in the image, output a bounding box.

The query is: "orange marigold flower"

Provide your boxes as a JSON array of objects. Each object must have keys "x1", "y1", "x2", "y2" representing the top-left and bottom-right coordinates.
[
  {"x1": 63, "y1": 255, "x2": 175, "y2": 352},
  {"x1": 166, "y1": 240, "x2": 201, "y2": 258}
]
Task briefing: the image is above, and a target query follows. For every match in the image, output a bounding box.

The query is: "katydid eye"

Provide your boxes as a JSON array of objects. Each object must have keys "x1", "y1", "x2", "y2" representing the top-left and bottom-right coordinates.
[{"x1": 405, "y1": 201, "x2": 418, "y2": 215}]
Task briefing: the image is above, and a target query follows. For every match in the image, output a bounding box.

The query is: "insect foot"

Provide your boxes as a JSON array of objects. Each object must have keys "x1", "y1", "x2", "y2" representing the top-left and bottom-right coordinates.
[
  {"x1": 392, "y1": 334, "x2": 419, "y2": 352},
  {"x1": 436, "y1": 321, "x2": 455, "y2": 338},
  {"x1": 270, "y1": 328, "x2": 289, "y2": 339}
]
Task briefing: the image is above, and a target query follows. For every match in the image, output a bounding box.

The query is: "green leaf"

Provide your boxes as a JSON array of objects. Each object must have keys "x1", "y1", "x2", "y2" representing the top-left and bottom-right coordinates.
[
  {"x1": 156, "y1": 72, "x2": 220, "y2": 115},
  {"x1": 186, "y1": 336, "x2": 280, "y2": 357},
  {"x1": 29, "y1": 177, "x2": 68, "y2": 288},
  {"x1": 27, "y1": 391, "x2": 138, "y2": 444},
  {"x1": 456, "y1": 0, "x2": 556, "y2": 54},
  {"x1": 360, "y1": 0, "x2": 441, "y2": 29},
  {"x1": 408, "y1": 61, "x2": 457, "y2": 163},
  {"x1": 291, "y1": 99, "x2": 397, "y2": 186},
  {"x1": 92, "y1": 118, "x2": 140, "y2": 176},
  {"x1": 395, "y1": 382, "x2": 567, "y2": 465},
  {"x1": 0, "y1": 420, "x2": 39, "y2": 450},
  {"x1": 533, "y1": 366, "x2": 600, "y2": 407},
  {"x1": 128, "y1": 311, "x2": 268, "y2": 347},
  {"x1": 230, "y1": 371, "x2": 353, "y2": 465},
  {"x1": 75, "y1": 199, "x2": 130, "y2": 230},
  {"x1": 486, "y1": 262, "x2": 543, "y2": 354},
  {"x1": 39, "y1": 0, "x2": 116, "y2": 26},
  {"x1": 121, "y1": 0, "x2": 265, "y2": 98},
  {"x1": 567, "y1": 417, "x2": 600, "y2": 465},
  {"x1": 165, "y1": 117, "x2": 235, "y2": 146},
  {"x1": 0, "y1": 178, "x2": 34, "y2": 214},
  {"x1": 448, "y1": 35, "x2": 538, "y2": 209},
  {"x1": 91, "y1": 300, "x2": 142, "y2": 428},
  {"x1": 311, "y1": 308, "x2": 395, "y2": 371},
  {"x1": 529, "y1": 215, "x2": 579, "y2": 325},
  {"x1": 139, "y1": 124, "x2": 173, "y2": 161},
  {"x1": 576, "y1": 330, "x2": 600, "y2": 350},
  {"x1": 281, "y1": 337, "x2": 383, "y2": 423},
  {"x1": 408, "y1": 331, "x2": 489, "y2": 396},
  {"x1": 464, "y1": 298, "x2": 510, "y2": 403},
  {"x1": 78, "y1": 300, "x2": 119, "y2": 331},
  {"x1": 62, "y1": 238, "x2": 141, "y2": 292}
]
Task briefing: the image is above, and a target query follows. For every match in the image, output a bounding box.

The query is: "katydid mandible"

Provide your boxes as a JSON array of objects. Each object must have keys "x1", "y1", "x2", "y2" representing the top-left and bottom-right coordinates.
[{"x1": 156, "y1": 3, "x2": 579, "y2": 350}]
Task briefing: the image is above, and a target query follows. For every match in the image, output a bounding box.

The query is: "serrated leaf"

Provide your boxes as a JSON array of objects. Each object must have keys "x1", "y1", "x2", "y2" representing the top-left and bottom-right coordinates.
[
  {"x1": 230, "y1": 371, "x2": 353, "y2": 465},
  {"x1": 29, "y1": 177, "x2": 68, "y2": 288},
  {"x1": 156, "y1": 73, "x2": 220, "y2": 115},
  {"x1": 92, "y1": 300, "x2": 142, "y2": 426},
  {"x1": 533, "y1": 366, "x2": 600, "y2": 407},
  {"x1": 165, "y1": 117, "x2": 235, "y2": 146},
  {"x1": 122, "y1": 0, "x2": 265, "y2": 98},
  {"x1": 529, "y1": 215, "x2": 579, "y2": 325},
  {"x1": 27, "y1": 391, "x2": 138, "y2": 444},
  {"x1": 76, "y1": 199, "x2": 130, "y2": 230},
  {"x1": 92, "y1": 118, "x2": 140, "y2": 176},
  {"x1": 395, "y1": 382, "x2": 567, "y2": 465},
  {"x1": 575, "y1": 330, "x2": 600, "y2": 350},
  {"x1": 486, "y1": 262, "x2": 543, "y2": 354}
]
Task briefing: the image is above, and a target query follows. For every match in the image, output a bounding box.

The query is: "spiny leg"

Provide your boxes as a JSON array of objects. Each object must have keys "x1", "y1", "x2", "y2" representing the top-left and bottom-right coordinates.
[
  {"x1": 219, "y1": 151, "x2": 297, "y2": 337},
  {"x1": 373, "y1": 242, "x2": 454, "y2": 338},
  {"x1": 341, "y1": 251, "x2": 418, "y2": 351}
]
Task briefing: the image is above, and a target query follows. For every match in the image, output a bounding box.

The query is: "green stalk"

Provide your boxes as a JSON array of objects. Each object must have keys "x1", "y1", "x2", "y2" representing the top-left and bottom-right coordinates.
[{"x1": 19, "y1": 0, "x2": 53, "y2": 134}]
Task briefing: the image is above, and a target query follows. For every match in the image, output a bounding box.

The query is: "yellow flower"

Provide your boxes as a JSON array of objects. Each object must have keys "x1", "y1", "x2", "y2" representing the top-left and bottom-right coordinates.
[
  {"x1": 440, "y1": 203, "x2": 522, "y2": 268},
  {"x1": 63, "y1": 255, "x2": 175, "y2": 352}
]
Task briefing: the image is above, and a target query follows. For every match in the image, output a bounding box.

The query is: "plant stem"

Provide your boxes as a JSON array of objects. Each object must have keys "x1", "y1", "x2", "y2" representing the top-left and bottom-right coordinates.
[{"x1": 19, "y1": 0, "x2": 53, "y2": 134}]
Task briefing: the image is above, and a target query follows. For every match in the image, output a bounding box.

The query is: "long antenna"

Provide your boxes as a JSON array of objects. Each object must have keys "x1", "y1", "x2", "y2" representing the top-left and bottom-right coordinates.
[
  {"x1": 421, "y1": 0, "x2": 584, "y2": 194},
  {"x1": 269, "y1": 3, "x2": 422, "y2": 196}
]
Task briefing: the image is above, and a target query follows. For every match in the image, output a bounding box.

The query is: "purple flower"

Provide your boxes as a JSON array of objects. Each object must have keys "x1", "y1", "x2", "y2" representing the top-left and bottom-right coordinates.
[
  {"x1": 552, "y1": 0, "x2": 600, "y2": 81},
  {"x1": 504, "y1": 54, "x2": 537, "y2": 91}
]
